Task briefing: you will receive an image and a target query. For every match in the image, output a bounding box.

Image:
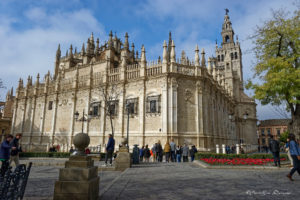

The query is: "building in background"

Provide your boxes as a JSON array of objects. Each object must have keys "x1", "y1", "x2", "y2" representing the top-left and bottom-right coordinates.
[
  {"x1": 11, "y1": 12, "x2": 257, "y2": 152},
  {"x1": 257, "y1": 119, "x2": 290, "y2": 146},
  {"x1": 0, "y1": 89, "x2": 14, "y2": 142}
]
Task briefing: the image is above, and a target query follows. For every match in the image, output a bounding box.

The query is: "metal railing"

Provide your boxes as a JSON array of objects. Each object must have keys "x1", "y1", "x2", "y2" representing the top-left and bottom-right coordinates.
[{"x1": 0, "y1": 162, "x2": 32, "y2": 200}]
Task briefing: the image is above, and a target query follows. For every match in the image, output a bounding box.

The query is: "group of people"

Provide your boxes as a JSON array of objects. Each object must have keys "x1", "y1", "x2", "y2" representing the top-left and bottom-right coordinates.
[
  {"x1": 0, "y1": 133, "x2": 22, "y2": 176},
  {"x1": 138, "y1": 139, "x2": 198, "y2": 163}
]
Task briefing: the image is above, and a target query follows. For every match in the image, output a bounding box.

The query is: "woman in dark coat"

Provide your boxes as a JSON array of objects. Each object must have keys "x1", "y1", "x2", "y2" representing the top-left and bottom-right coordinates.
[{"x1": 0, "y1": 134, "x2": 14, "y2": 176}]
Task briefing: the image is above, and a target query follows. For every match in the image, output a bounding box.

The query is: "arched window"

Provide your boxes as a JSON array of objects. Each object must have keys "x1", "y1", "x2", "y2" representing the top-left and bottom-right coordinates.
[
  {"x1": 218, "y1": 55, "x2": 220, "y2": 62},
  {"x1": 230, "y1": 53, "x2": 234, "y2": 60},
  {"x1": 235, "y1": 52, "x2": 238, "y2": 59},
  {"x1": 225, "y1": 35, "x2": 230, "y2": 43},
  {"x1": 221, "y1": 55, "x2": 224, "y2": 61}
]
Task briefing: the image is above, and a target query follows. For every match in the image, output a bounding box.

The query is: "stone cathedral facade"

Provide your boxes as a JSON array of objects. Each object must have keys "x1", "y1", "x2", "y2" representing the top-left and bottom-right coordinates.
[{"x1": 11, "y1": 13, "x2": 257, "y2": 152}]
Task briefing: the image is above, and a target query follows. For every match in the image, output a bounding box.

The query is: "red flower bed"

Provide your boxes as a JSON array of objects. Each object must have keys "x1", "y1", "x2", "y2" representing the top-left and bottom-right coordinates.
[{"x1": 200, "y1": 158, "x2": 286, "y2": 165}]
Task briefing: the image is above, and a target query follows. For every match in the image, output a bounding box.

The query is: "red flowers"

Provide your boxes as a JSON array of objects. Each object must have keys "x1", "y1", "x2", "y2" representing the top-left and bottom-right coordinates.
[{"x1": 200, "y1": 158, "x2": 286, "y2": 165}]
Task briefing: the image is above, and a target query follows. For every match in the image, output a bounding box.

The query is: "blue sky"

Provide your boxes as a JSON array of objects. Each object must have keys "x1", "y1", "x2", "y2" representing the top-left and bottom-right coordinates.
[{"x1": 0, "y1": 0, "x2": 297, "y2": 120}]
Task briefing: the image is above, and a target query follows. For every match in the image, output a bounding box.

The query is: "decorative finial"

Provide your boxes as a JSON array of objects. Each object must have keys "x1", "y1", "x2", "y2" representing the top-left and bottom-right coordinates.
[{"x1": 225, "y1": 8, "x2": 229, "y2": 15}]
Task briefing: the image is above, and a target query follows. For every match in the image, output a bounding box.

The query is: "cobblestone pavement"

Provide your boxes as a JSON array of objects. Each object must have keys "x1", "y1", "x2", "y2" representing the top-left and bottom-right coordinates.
[{"x1": 23, "y1": 162, "x2": 300, "y2": 200}]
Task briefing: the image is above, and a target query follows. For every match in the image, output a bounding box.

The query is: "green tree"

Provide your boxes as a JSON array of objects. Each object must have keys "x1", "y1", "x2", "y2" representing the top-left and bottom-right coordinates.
[
  {"x1": 247, "y1": 8, "x2": 300, "y2": 137},
  {"x1": 279, "y1": 131, "x2": 289, "y2": 143}
]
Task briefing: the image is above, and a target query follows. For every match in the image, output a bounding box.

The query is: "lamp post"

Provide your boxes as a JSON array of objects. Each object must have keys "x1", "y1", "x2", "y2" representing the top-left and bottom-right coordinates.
[
  {"x1": 74, "y1": 109, "x2": 92, "y2": 133},
  {"x1": 126, "y1": 103, "x2": 130, "y2": 147}
]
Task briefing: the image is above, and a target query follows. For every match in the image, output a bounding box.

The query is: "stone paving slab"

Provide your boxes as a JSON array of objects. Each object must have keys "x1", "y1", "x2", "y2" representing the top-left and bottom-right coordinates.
[
  {"x1": 22, "y1": 161, "x2": 300, "y2": 200},
  {"x1": 101, "y1": 162, "x2": 300, "y2": 200}
]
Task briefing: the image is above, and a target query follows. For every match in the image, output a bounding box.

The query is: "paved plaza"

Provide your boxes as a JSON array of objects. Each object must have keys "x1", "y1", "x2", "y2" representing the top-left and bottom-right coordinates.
[{"x1": 22, "y1": 161, "x2": 300, "y2": 200}]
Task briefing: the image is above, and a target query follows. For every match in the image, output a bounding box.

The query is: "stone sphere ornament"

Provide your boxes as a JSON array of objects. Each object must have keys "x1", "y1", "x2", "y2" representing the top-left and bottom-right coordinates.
[
  {"x1": 121, "y1": 137, "x2": 128, "y2": 147},
  {"x1": 73, "y1": 132, "x2": 90, "y2": 156}
]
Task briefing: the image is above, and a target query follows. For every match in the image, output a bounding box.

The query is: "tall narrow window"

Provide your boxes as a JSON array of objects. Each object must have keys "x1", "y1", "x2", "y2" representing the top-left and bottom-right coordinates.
[
  {"x1": 48, "y1": 101, "x2": 53, "y2": 110},
  {"x1": 234, "y1": 52, "x2": 238, "y2": 59},
  {"x1": 146, "y1": 95, "x2": 161, "y2": 114},
  {"x1": 230, "y1": 53, "x2": 234, "y2": 60},
  {"x1": 108, "y1": 100, "x2": 118, "y2": 116},
  {"x1": 90, "y1": 102, "x2": 101, "y2": 117},
  {"x1": 125, "y1": 98, "x2": 139, "y2": 115},
  {"x1": 221, "y1": 55, "x2": 224, "y2": 61}
]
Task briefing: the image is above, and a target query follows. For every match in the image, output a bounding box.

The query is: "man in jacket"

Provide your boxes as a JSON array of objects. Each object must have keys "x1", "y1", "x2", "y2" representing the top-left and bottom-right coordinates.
[
  {"x1": 10, "y1": 133, "x2": 22, "y2": 167},
  {"x1": 104, "y1": 134, "x2": 115, "y2": 166},
  {"x1": 170, "y1": 139, "x2": 176, "y2": 162},
  {"x1": 0, "y1": 134, "x2": 14, "y2": 176},
  {"x1": 269, "y1": 135, "x2": 280, "y2": 167},
  {"x1": 182, "y1": 143, "x2": 189, "y2": 162}
]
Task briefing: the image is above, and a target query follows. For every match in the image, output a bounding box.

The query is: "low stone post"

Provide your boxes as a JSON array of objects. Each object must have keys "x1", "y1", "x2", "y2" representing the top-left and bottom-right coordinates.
[
  {"x1": 115, "y1": 138, "x2": 131, "y2": 171},
  {"x1": 53, "y1": 133, "x2": 99, "y2": 200},
  {"x1": 236, "y1": 144, "x2": 240, "y2": 155},
  {"x1": 216, "y1": 144, "x2": 220, "y2": 154},
  {"x1": 222, "y1": 144, "x2": 226, "y2": 154}
]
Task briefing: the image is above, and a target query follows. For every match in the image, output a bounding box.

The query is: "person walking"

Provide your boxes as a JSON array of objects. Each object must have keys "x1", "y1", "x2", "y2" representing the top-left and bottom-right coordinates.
[
  {"x1": 144, "y1": 145, "x2": 151, "y2": 162},
  {"x1": 190, "y1": 145, "x2": 197, "y2": 162},
  {"x1": 10, "y1": 133, "x2": 22, "y2": 167},
  {"x1": 0, "y1": 134, "x2": 14, "y2": 176},
  {"x1": 182, "y1": 144, "x2": 189, "y2": 162},
  {"x1": 156, "y1": 141, "x2": 163, "y2": 162},
  {"x1": 103, "y1": 134, "x2": 115, "y2": 166},
  {"x1": 269, "y1": 135, "x2": 280, "y2": 167},
  {"x1": 170, "y1": 139, "x2": 176, "y2": 162},
  {"x1": 286, "y1": 138, "x2": 293, "y2": 167},
  {"x1": 286, "y1": 133, "x2": 300, "y2": 181},
  {"x1": 139, "y1": 146, "x2": 145, "y2": 162},
  {"x1": 176, "y1": 146, "x2": 182, "y2": 162},
  {"x1": 164, "y1": 142, "x2": 171, "y2": 162}
]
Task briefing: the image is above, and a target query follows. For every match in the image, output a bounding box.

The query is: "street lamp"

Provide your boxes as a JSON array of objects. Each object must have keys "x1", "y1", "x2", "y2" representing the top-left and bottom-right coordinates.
[
  {"x1": 74, "y1": 109, "x2": 92, "y2": 133},
  {"x1": 126, "y1": 102, "x2": 131, "y2": 147}
]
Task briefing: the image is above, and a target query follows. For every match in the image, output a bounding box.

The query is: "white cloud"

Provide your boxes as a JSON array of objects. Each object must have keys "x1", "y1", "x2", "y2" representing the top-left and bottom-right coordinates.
[{"x1": 0, "y1": 8, "x2": 106, "y2": 100}]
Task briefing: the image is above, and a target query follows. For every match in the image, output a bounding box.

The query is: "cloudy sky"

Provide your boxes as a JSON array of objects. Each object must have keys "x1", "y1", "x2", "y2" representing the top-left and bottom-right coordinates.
[{"x1": 0, "y1": 0, "x2": 297, "y2": 120}]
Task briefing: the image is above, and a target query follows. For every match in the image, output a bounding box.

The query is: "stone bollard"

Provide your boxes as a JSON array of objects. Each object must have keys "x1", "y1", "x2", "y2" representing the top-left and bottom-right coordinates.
[
  {"x1": 53, "y1": 133, "x2": 99, "y2": 200},
  {"x1": 236, "y1": 144, "x2": 240, "y2": 155},
  {"x1": 222, "y1": 144, "x2": 226, "y2": 154},
  {"x1": 115, "y1": 138, "x2": 131, "y2": 171},
  {"x1": 216, "y1": 144, "x2": 220, "y2": 154}
]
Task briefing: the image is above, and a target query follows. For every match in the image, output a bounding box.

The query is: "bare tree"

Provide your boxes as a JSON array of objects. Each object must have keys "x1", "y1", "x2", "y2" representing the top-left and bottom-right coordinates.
[{"x1": 99, "y1": 83, "x2": 123, "y2": 137}]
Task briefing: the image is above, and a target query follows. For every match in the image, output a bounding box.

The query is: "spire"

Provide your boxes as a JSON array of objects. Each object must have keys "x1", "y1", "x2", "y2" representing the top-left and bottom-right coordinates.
[
  {"x1": 86, "y1": 38, "x2": 90, "y2": 54},
  {"x1": 36, "y1": 73, "x2": 40, "y2": 85},
  {"x1": 69, "y1": 44, "x2": 73, "y2": 58},
  {"x1": 201, "y1": 48, "x2": 205, "y2": 66},
  {"x1": 90, "y1": 32, "x2": 94, "y2": 43},
  {"x1": 170, "y1": 40, "x2": 175, "y2": 63},
  {"x1": 194, "y1": 44, "x2": 200, "y2": 66},
  {"x1": 10, "y1": 87, "x2": 13, "y2": 96},
  {"x1": 207, "y1": 57, "x2": 212, "y2": 74},
  {"x1": 96, "y1": 38, "x2": 100, "y2": 52},
  {"x1": 141, "y1": 45, "x2": 146, "y2": 63},
  {"x1": 66, "y1": 50, "x2": 68, "y2": 57},
  {"x1": 162, "y1": 40, "x2": 167, "y2": 64},
  {"x1": 74, "y1": 47, "x2": 77, "y2": 54},
  {"x1": 56, "y1": 44, "x2": 61, "y2": 61},
  {"x1": 81, "y1": 43, "x2": 85, "y2": 55},
  {"x1": 221, "y1": 8, "x2": 234, "y2": 44},
  {"x1": 108, "y1": 31, "x2": 113, "y2": 48},
  {"x1": 167, "y1": 31, "x2": 172, "y2": 62},
  {"x1": 124, "y1": 32, "x2": 129, "y2": 50},
  {"x1": 131, "y1": 43, "x2": 135, "y2": 58},
  {"x1": 136, "y1": 50, "x2": 139, "y2": 59}
]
